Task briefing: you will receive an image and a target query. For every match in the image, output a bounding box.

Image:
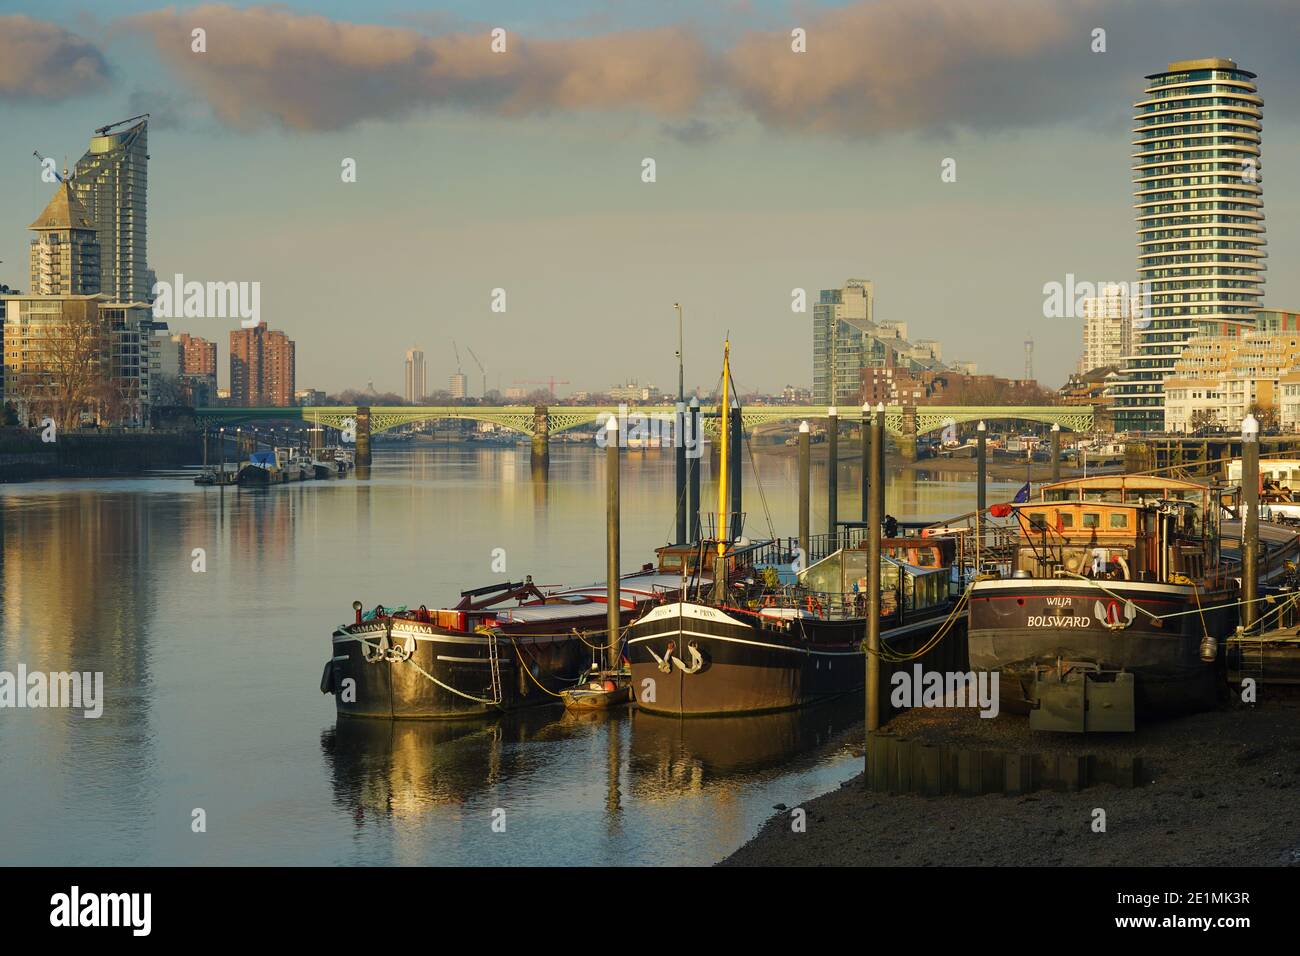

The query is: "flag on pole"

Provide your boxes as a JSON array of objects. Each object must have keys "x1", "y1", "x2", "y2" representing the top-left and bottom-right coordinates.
[{"x1": 1013, "y1": 482, "x2": 1031, "y2": 503}]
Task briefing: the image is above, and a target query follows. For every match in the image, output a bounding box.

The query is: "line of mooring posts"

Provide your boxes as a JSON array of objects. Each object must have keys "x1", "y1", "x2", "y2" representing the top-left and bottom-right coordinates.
[
  {"x1": 688, "y1": 397, "x2": 701, "y2": 541},
  {"x1": 866, "y1": 403, "x2": 885, "y2": 732},
  {"x1": 605, "y1": 416, "x2": 621, "y2": 671},
  {"x1": 798, "y1": 421, "x2": 810, "y2": 560},
  {"x1": 1242, "y1": 413, "x2": 1260, "y2": 632}
]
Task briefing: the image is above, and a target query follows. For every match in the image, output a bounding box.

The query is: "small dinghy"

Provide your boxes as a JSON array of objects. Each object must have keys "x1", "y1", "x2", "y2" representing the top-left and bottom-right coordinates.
[{"x1": 561, "y1": 665, "x2": 631, "y2": 711}]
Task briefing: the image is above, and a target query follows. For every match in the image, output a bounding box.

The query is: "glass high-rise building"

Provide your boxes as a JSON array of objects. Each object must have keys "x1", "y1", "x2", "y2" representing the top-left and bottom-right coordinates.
[
  {"x1": 1110, "y1": 58, "x2": 1266, "y2": 432},
  {"x1": 812, "y1": 279, "x2": 875, "y2": 406},
  {"x1": 73, "y1": 117, "x2": 151, "y2": 304},
  {"x1": 404, "y1": 348, "x2": 426, "y2": 403}
]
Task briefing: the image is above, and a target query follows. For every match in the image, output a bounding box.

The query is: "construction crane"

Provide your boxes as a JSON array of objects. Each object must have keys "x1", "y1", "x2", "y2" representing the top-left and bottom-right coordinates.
[
  {"x1": 466, "y1": 346, "x2": 487, "y2": 398},
  {"x1": 513, "y1": 378, "x2": 571, "y2": 400},
  {"x1": 95, "y1": 114, "x2": 149, "y2": 135},
  {"x1": 452, "y1": 340, "x2": 463, "y2": 374},
  {"x1": 32, "y1": 151, "x2": 65, "y2": 182}
]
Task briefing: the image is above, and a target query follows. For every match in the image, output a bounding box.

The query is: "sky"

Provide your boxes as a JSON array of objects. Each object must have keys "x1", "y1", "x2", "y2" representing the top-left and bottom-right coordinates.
[{"x1": 2, "y1": 0, "x2": 1299, "y2": 396}]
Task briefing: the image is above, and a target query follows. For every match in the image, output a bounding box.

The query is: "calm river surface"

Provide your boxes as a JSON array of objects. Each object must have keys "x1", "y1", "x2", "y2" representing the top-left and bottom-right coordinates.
[{"x1": 0, "y1": 445, "x2": 1016, "y2": 865}]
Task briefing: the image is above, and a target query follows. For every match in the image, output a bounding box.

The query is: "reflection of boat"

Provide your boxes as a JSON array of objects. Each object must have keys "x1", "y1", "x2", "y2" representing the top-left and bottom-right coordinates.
[
  {"x1": 627, "y1": 694, "x2": 865, "y2": 797},
  {"x1": 320, "y1": 709, "x2": 570, "y2": 815},
  {"x1": 967, "y1": 474, "x2": 1299, "y2": 722}
]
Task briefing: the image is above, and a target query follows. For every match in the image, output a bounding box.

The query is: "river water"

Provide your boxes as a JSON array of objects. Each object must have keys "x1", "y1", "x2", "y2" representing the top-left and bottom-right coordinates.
[{"x1": 0, "y1": 445, "x2": 1016, "y2": 865}]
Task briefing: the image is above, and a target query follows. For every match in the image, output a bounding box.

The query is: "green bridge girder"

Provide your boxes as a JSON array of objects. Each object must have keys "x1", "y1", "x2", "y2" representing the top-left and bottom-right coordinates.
[{"x1": 195, "y1": 404, "x2": 1094, "y2": 439}]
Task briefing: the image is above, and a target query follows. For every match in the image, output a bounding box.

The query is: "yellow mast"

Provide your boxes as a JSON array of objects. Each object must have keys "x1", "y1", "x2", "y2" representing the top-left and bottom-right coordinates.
[{"x1": 717, "y1": 338, "x2": 730, "y2": 554}]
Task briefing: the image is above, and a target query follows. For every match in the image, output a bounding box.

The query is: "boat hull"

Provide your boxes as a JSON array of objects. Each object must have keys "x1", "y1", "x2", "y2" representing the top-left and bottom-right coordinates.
[
  {"x1": 327, "y1": 619, "x2": 598, "y2": 719},
  {"x1": 625, "y1": 603, "x2": 872, "y2": 717},
  {"x1": 968, "y1": 578, "x2": 1233, "y2": 715}
]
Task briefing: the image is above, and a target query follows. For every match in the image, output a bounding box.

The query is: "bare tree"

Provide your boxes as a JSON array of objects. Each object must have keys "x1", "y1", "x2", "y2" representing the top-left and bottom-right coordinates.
[
  {"x1": 10, "y1": 305, "x2": 111, "y2": 431},
  {"x1": 1189, "y1": 408, "x2": 1219, "y2": 433},
  {"x1": 1249, "y1": 401, "x2": 1280, "y2": 431}
]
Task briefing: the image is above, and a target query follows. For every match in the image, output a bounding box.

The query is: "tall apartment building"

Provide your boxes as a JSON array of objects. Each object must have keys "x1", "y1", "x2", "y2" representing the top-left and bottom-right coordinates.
[
  {"x1": 812, "y1": 279, "x2": 951, "y2": 405},
  {"x1": 230, "y1": 325, "x2": 295, "y2": 406},
  {"x1": 449, "y1": 372, "x2": 467, "y2": 399},
  {"x1": 177, "y1": 333, "x2": 218, "y2": 405},
  {"x1": 404, "y1": 348, "x2": 426, "y2": 403},
  {"x1": 73, "y1": 117, "x2": 151, "y2": 304},
  {"x1": 1110, "y1": 58, "x2": 1267, "y2": 431},
  {"x1": 178, "y1": 333, "x2": 217, "y2": 378},
  {"x1": 1078, "y1": 286, "x2": 1139, "y2": 373},
  {"x1": 813, "y1": 279, "x2": 874, "y2": 405},
  {"x1": 28, "y1": 182, "x2": 100, "y2": 296},
  {"x1": 1163, "y1": 326, "x2": 1300, "y2": 431},
  {"x1": 4, "y1": 177, "x2": 152, "y2": 426}
]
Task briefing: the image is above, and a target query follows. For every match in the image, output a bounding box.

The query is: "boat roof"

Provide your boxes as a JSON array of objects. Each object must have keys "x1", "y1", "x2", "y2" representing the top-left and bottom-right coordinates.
[
  {"x1": 491, "y1": 603, "x2": 610, "y2": 624},
  {"x1": 1041, "y1": 475, "x2": 1208, "y2": 494}
]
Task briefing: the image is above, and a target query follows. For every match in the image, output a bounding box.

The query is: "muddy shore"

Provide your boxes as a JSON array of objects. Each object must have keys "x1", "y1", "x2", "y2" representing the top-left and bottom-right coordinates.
[{"x1": 720, "y1": 693, "x2": 1300, "y2": 867}]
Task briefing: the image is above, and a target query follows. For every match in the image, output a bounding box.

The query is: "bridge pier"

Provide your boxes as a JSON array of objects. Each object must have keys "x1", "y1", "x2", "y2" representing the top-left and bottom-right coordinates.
[
  {"x1": 531, "y1": 405, "x2": 550, "y2": 464},
  {"x1": 355, "y1": 406, "x2": 372, "y2": 467},
  {"x1": 898, "y1": 406, "x2": 918, "y2": 462}
]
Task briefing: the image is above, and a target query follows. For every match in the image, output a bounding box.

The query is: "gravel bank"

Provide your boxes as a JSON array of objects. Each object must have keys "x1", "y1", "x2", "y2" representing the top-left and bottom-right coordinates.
[{"x1": 721, "y1": 693, "x2": 1300, "y2": 866}]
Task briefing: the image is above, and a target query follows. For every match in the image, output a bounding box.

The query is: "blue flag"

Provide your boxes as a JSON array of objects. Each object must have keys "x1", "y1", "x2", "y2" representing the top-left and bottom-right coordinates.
[{"x1": 1013, "y1": 482, "x2": 1031, "y2": 503}]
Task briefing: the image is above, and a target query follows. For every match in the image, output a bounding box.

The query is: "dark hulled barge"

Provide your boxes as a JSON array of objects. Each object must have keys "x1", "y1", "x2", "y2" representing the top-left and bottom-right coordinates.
[
  {"x1": 324, "y1": 573, "x2": 684, "y2": 719},
  {"x1": 968, "y1": 474, "x2": 1300, "y2": 726},
  {"x1": 625, "y1": 536, "x2": 962, "y2": 716}
]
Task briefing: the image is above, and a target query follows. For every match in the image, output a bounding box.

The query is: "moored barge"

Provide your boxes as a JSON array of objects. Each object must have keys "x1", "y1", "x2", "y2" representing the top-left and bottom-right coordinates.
[{"x1": 968, "y1": 474, "x2": 1300, "y2": 724}]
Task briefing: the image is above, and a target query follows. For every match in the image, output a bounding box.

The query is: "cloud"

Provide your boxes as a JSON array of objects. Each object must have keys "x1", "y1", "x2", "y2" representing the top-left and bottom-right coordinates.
[
  {"x1": 0, "y1": 15, "x2": 111, "y2": 101},
  {"x1": 119, "y1": 1, "x2": 1300, "y2": 138},
  {"x1": 661, "y1": 119, "x2": 727, "y2": 145},
  {"x1": 123, "y1": 4, "x2": 714, "y2": 131},
  {"x1": 126, "y1": 89, "x2": 191, "y2": 130},
  {"x1": 726, "y1": 0, "x2": 1086, "y2": 136}
]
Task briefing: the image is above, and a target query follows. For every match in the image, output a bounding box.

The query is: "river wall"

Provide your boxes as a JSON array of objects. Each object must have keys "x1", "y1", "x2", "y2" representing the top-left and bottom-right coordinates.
[{"x1": 0, "y1": 430, "x2": 202, "y2": 482}]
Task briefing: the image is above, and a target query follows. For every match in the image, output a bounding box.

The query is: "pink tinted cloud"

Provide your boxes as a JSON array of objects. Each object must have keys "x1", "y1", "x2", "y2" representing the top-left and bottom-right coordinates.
[
  {"x1": 124, "y1": 4, "x2": 714, "y2": 131},
  {"x1": 726, "y1": 0, "x2": 1082, "y2": 135},
  {"x1": 0, "y1": 15, "x2": 111, "y2": 101}
]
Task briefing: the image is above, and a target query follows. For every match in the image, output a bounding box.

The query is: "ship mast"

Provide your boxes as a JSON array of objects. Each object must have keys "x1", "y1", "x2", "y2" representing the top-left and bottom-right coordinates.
[{"x1": 714, "y1": 339, "x2": 730, "y2": 602}]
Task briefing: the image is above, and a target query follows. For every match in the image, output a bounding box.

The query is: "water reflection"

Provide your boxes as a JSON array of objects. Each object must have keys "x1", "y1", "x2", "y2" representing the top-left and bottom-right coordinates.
[
  {"x1": 319, "y1": 693, "x2": 864, "y2": 853},
  {"x1": 628, "y1": 693, "x2": 865, "y2": 799},
  {"x1": 0, "y1": 446, "x2": 1002, "y2": 865}
]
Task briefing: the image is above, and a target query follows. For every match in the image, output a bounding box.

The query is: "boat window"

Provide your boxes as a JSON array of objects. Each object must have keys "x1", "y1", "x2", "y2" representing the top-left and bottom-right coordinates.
[
  {"x1": 1059, "y1": 512, "x2": 1075, "y2": 528},
  {"x1": 1027, "y1": 512, "x2": 1047, "y2": 530},
  {"x1": 660, "y1": 554, "x2": 682, "y2": 572},
  {"x1": 1082, "y1": 513, "x2": 1100, "y2": 529},
  {"x1": 1110, "y1": 513, "x2": 1129, "y2": 529}
]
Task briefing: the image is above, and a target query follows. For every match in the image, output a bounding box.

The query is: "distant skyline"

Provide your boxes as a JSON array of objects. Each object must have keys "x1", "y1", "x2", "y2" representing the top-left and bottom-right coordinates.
[{"x1": 3, "y1": 1, "x2": 1300, "y2": 395}]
